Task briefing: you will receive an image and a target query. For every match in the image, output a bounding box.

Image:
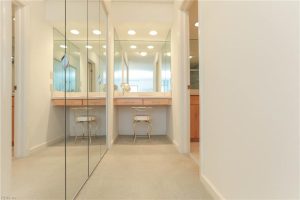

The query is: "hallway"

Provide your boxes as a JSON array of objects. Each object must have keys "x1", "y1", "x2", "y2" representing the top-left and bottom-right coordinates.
[{"x1": 77, "y1": 136, "x2": 212, "y2": 199}]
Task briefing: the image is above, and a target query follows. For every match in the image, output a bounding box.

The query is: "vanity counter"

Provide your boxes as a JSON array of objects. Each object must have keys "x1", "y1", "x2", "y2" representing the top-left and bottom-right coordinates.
[{"x1": 52, "y1": 92, "x2": 172, "y2": 106}]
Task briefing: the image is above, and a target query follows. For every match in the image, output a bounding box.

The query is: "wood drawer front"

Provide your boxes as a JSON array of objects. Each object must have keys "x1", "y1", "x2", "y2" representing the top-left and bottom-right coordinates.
[
  {"x1": 52, "y1": 99, "x2": 83, "y2": 106},
  {"x1": 143, "y1": 98, "x2": 171, "y2": 106},
  {"x1": 83, "y1": 99, "x2": 106, "y2": 106},
  {"x1": 190, "y1": 95, "x2": 199, "y2": 105},
  {"x1": 114, "y1": 98, "x2": 143, "y2": 106}
]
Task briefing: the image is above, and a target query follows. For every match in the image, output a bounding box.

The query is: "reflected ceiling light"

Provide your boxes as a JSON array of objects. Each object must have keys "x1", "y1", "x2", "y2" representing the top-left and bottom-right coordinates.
[
  {"x1": 195, "y1": 22, "x2": 199, "y2": 27},
  {"x1": 102, "y1": 45, "x2": 107, "y2": 49},
  {"x1": 166, "y1": 52, "x2": 171, "y2": 57},
  {"x1": 13, "y1": 17, "x2": 16, "y2": 21},
  {"x1": 115, "y1": 52, "x2": 120, "y2": 56},
  {"x1": 93, "y1": 29, "x2": 101, "y2": 35},
  {"x1": 130, "y1": 45, "x2": 137, "y2": 49},
  {"x1": 103, "y1": 52, "x2": 106, "y2": 56},
  {"x1": 60, "y1": 44, "x2": 67, "y2": 49},
  {"x1": 147, "y1": 45, "x2": 154, "y2": 49},
  {"x1": 149, "y1": 30, "x2": 158, "y2": 36},
  {"x1": 70, "y1": 29, "x2": 80, "y2": 35},
  {"x1": 85, "y1": 45, "x2": 93, "y2": 49},
  {"x1": 140, "y1": 52, "x2": 147, "y2": 56},
  {"x1": 128, "y1": 30, "x2": 136, "y2": 35},
  {"x1": 189, "y1": 56, "x2": 193, "y2": 59}
]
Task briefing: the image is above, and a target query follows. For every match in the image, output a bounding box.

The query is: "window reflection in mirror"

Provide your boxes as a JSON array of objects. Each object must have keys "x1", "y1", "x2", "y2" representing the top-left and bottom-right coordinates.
[{"x1": 114, "y1": 31, "x2": 171, "y2": 93}]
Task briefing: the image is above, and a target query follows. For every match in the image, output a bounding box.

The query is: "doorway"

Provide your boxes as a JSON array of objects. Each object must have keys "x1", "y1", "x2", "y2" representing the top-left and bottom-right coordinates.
[{"x1": 186, "y1": 0, "x2": 200, "y2": 165}]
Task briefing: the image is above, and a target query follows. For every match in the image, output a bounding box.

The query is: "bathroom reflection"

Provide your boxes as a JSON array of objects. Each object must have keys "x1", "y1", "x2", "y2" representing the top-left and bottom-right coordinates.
[
  {"x1": 52, "y1": 0, "x2": 108, "y2": 199},
  {"x1": 113, "y1": 32, "x2": 171, "y2": 93}
]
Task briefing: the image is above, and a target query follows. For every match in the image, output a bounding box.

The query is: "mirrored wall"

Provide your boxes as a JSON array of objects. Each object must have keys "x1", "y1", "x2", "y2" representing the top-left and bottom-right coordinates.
[
  {"x1": 52, "y1": 0, "x2": 108, "y2": 199},
  {"x1": 114, "y1": 32, "x2": 171, "y2": 93},
  {"x1": 190, "y1": 39, "x2": 199, "y2": 89}
]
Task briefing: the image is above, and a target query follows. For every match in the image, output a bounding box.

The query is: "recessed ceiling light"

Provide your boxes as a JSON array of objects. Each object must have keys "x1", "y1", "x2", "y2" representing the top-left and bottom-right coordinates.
[
  {"x1": 130, "y1": 45, "x2": 137, "y2": 49},
  {"x1": 147, "y1": 45, "x2": 154, "y2": 49},
  {"x1": 93, "y1": 29, "x2": 101, "y2": 35},
  {"x1": 102, "y1": 45, "x2": 106, "y2": 49},
  {"x1": 189, "y1": 56, "x2": 193, "y2": 59},
  {"x1": 166, "y1": 52, "x2": 171, "y2": 57},
  {"x1": 149, "y1": 30, "x2": 158, "y2": 36},
  {"x1": 60, "y1": 44, "x2": 67, "y2": 49},
  {"x1": 70, "y1": 29, "x2": 80, "y2": 35},
  {"x1": 85, "y1": 45, "x2": 93, "y2": 49},
  {"x1": 13, "y1": 17, "x2": 16, "y2": 21},
  {"x1": 195, "y1": 22, "x2": 199, "y2": 27},
  {"x1": 128, "y1": 30, "x2": 136, "y2": 35}
]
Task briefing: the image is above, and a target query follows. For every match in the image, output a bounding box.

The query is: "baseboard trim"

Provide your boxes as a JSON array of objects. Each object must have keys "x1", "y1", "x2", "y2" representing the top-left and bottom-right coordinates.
[
  {"x1": 171, "y1": 138, "x2": 181, "y2": 152},
  {"x1": 30, "y1": 135, "x2": 64, "y2": 154},
  {"x1": 200, "y1": 174, "x2": 225, "y2": 200}
]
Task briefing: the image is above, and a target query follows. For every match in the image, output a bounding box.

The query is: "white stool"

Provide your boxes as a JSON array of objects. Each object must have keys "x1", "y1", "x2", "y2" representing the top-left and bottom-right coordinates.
[
  {"x1": 72, "y1": 107, "x2": 97, "y2": 144},
  {"x1": 132, "y1": 107, "x2": 152, "y2": 143}
]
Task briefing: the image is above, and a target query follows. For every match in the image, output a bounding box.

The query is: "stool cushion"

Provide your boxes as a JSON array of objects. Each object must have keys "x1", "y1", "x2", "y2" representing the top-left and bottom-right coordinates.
[
  {"x1": 76, "y1": 116, "x2": 96, "y2": 122},
  {"x1": 134, "y1": 115, "x2": 151, "y2": 121}
]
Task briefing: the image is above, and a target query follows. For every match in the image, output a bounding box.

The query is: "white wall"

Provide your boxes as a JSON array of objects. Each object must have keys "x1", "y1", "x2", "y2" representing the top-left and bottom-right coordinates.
[
  {"x1": 22, "y1": 1, "x2": 65, "y2": 151},
  {"x1": 199, "y1": 1, "x2": 300, "y2": 199},
  {"x1": 117, "y1": 107, "x2": 168, "y2": 136}
]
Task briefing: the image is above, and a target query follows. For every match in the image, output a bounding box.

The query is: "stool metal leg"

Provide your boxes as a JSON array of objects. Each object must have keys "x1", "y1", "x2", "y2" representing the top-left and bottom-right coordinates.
[
  {"x1": 147, "y1": 122, "x2": 151, "y2": 140},
  {"x1": 133, "y1": 121, "x2": 137, "y2": 143}
]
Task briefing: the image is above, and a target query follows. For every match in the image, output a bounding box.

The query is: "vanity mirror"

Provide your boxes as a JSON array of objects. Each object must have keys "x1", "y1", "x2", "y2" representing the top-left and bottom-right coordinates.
[
  {"x1": 114, "y1": 31, "x2": 171, "y2": 93},
  {"x1": 53, "y1": 28, "x2": 107, "y2": 93}
]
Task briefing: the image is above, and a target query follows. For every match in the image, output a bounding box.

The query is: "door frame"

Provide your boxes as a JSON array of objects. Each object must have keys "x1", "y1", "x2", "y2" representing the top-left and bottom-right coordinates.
[
  {"x1": 0, "y1": 0, "x2": 29, "y2": 195},
  {"x1": 179, "y1": 0, "x2": 204, "y2": 170},
  {"x1": 0, "y1": 0, "x2": 12, "y2": 196},
  {"x1": 14, "y1": 1, "x2": 29, "y2": 158}
]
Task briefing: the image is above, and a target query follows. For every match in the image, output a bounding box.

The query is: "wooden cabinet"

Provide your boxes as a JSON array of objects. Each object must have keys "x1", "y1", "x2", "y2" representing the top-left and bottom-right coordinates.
[
  {"x1": 142, "y1": 98, "x2": 171, "y2": 106},
  {"x1": 114, "y1": 98, "x2": 143, "y2": 106},
  {"x1": 82, "y1": 99, "x2": 106, "y2": 106},
  {"x1": 190, "y1": 95, "x2": 199, "y2": 142},
  {"x1": 52, "y1": 98, "x2": 172, "y2": 106}
]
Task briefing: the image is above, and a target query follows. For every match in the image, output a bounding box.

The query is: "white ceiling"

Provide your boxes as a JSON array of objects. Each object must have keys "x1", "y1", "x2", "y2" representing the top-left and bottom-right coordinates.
[{"x1": 112, "y1": 1, "x2": 174, "y2": 41}]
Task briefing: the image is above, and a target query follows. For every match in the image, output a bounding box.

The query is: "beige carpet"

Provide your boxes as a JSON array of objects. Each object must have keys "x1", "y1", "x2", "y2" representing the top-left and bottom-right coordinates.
[
  {"x1": 77, "y1": 136, "x2": 212, "y2": 200},
  {"x1": 190, "y1": 142, "x2": 200, "y2": 166}
]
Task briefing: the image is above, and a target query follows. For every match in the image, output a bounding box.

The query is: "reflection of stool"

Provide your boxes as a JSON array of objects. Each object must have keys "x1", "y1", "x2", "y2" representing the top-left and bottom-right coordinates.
[
  {"x1": 132, "y1": 107, "x2": 152, "y2": 143},
  {"x1": 72, "y1": 107, "x2": 97, "y2": 144}
]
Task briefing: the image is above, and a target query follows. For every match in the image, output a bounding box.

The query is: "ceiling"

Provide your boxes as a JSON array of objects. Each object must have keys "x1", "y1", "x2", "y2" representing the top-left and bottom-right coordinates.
[{"x1": 112, "y1": 1, "x2": 174, "y2": 41}]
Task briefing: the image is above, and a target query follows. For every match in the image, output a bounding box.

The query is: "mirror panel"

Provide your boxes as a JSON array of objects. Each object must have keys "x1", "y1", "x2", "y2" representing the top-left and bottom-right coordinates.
[
  {"x1": 65, "y1": 1, "x2": 89, "y2": 199},
  {"x1": 87, "y1": 0, "x2": 108, "y2": 175},
  {"x1": 190, "y1": 39, "x2": 199, "y2": 89},
  {"x1": 113, "y1": 35, "x2": 171, "y2": 93}
]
